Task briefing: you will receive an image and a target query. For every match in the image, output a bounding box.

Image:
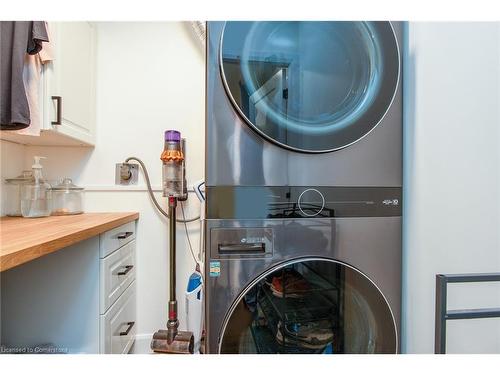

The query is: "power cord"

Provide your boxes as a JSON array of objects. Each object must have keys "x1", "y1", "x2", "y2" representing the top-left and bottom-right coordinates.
[{"x1": 180, "y1": 201, "x2": 203, "y2": 275}]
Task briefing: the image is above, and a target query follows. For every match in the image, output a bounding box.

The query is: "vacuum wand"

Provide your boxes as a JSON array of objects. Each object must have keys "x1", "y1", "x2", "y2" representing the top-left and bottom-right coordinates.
[
  {"x1": 151, "y1": 130, "x2": 194, "y2": 354},
  {"x1": 167, "y1": 196, "x2": 178, "y2": 343}
]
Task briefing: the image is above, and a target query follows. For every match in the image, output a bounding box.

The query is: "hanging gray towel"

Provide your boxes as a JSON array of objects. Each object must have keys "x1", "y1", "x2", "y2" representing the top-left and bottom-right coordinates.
[{"x1": 0, "y1": 21, "x2": 49, "y2": 130}]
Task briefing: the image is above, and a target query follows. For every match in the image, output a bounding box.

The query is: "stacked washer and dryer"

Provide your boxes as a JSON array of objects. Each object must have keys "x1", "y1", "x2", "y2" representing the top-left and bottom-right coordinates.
[{"x1": 205, "y1": 21, "x2": 402, "y2": 354}]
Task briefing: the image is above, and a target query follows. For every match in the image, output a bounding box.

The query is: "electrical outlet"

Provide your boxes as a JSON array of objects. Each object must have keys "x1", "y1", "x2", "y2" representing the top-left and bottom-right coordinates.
[{"x1": 115, "y1": 163, "x2": 139, "y2": 185}]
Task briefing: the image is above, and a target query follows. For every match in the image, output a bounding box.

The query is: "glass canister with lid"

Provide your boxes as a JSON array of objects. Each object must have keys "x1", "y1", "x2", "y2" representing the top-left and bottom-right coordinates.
[
  {"x1": 4, "y1": 171, "x2": 34, "y2": 216},
  {"x1": 50, "y1": 178, "x2": 84, "y2": 215}
]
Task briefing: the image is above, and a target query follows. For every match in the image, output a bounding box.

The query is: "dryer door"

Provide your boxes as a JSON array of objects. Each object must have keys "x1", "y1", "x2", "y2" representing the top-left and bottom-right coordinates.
[
  {"x1": 219, "y1": 258, "x2": 397, "y2": 354},
  {"x1": 220, "y1": 21, "x2": 400, "y2": 153}
]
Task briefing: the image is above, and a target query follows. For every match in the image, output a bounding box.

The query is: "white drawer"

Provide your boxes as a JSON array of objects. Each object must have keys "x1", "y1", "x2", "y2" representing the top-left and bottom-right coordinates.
[
  {"x1": 100, "y1": 239, "x2": 136, "y2": 314},
  {"x1": 100, "y1": 281, "x2": 136, "y2": 354},
  {"x1": 100, "y1": 221, "x2": 136, "y2": 258}
]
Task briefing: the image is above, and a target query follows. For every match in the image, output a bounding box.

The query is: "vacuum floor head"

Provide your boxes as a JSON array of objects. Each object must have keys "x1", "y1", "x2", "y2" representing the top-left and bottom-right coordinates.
[{"x1": 151, "y1": 329, "x2": 194, "y2": 354}]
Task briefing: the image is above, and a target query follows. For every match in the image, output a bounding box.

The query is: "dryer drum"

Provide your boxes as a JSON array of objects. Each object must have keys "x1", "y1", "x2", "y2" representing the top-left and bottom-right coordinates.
[
  {"x1": 220, "y1": 21, "x2": 400, "y2": 153},
  {"x1": 218, "y1": 258, "x2": 397, "y2": 354}
]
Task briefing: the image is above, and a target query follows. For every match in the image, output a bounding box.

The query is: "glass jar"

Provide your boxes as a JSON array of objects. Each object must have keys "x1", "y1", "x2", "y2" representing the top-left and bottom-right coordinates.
[
  {"x1": 50, "y1": 178, "x2": 84, "y2": 215},
  {"x1": 4, "y1": 171, "x2": 34, "y2": 216},
  {"x1": 20, "y1": 176, "x2": 52, "y2": 218}
]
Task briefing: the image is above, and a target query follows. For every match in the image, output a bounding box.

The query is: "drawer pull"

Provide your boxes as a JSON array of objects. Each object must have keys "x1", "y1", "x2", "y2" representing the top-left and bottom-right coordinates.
[
  {"x1": 117, "y1": 231, "x2": 133, "y2": 239},
  {"x1": 119, "y1": 321, "x2": 135, "y2": 336},
  {"x1": 117, "y1": 265, "x2": 134, "y2": 276}
]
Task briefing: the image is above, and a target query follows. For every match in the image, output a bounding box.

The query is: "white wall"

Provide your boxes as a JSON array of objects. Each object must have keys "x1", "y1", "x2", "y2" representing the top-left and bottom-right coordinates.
[
  {"x1": 0, "y1": 141, "x2": 27, "y2": 215},
  {"x1": 403, "y1": 22, "x2": 500, "y2": 353},
  {"x1": 1, "y1": 22, "x2": 205, "y2": 352}
]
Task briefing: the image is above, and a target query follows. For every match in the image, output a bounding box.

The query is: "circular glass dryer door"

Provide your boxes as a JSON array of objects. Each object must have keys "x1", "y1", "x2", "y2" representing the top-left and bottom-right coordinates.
[
  {"x1": 220, "y1": 22, "x2": 400, "y2": 153},
  {"x1": 219, "y1": 259, "x2": 397, "y2": 354}
]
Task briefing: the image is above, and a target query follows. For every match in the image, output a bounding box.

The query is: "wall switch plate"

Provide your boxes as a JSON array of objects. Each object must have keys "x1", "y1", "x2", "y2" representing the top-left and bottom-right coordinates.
[{"x1": 115, "y1": 163, "x2": 139, "y2": 185}]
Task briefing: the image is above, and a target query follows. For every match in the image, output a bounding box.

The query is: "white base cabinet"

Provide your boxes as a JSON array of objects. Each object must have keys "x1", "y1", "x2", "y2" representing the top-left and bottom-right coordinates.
[
  {"x1": 100, "y1": 240, "x2": 136, "y2": 314},
  {"x1": 98, "y1": 221, "x2": 137, "y2": 354},
  {"x1": 0, "y1": 220, "x2": 137, "y2": 354},
  {"x1": 100, "y1": 281, "x2": 137, "y2": 354}
]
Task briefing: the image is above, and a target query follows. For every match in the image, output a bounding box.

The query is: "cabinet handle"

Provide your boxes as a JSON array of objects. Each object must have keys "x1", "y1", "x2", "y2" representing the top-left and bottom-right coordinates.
[
  {"x1": 218, "y1": 243, "x2": 266, "y2": 254},
  {"x1": 119, "y1": 321, "x2": 135, "y2": 336},
  {"x1": 117, "y1": 265, "x2": 134, "y2": 276},
  {"x1": 51, "y1": 96, "x2": 62, "y2": 125},
  {"x1": 117, "y1": 231, "x2": 133, "y2": 239}
]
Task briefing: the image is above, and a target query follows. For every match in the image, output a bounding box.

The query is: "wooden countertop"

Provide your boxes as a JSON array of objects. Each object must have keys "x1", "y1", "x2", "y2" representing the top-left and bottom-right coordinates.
[{"x1": 0, "y1": 212, "x2": 139, "y2": 272}]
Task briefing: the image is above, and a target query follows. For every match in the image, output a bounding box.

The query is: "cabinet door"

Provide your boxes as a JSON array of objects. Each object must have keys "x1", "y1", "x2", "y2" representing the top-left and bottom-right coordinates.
[
  {"x1": 44, "y1": 22, "x2": 96, "y2": 145},
  {"x1": 100, "y1": 282, "x2": 137, "y2": 354}
]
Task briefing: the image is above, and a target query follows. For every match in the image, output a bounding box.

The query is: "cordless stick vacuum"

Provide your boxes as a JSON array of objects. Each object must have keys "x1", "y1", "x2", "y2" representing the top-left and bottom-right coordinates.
[{"x1": 151, "y1": 130, "x2": 194, "y2": 354}]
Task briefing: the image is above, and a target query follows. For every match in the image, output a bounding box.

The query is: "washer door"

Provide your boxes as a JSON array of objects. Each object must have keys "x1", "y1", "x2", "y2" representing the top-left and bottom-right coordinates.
[
  {"x1": 220, "y1": 21, "x2": 400, "y2": 153},
  {"x1": 219, "y1": 259, "x2": 397, "y2": 354}
]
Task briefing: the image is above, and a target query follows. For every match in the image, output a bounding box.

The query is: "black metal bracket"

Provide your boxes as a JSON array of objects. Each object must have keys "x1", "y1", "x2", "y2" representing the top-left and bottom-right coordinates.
[{"x1": 435, "y1": 272, "x2": 500, "y2": 354}]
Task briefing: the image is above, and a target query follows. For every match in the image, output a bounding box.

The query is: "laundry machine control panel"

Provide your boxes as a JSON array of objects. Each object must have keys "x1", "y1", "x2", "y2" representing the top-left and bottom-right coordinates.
[{"x1": 206, "y1": 186, "x2": 402, "y2": 219}]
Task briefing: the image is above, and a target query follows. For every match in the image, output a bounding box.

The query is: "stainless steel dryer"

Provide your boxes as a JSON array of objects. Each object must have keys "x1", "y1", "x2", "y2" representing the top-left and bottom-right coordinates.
[
  {"x1": 205, "y1": 21, "x2": 403, "y2": 354},
  {"x1": 207, "y1": 21, "x2": 402, "y2": 186}
]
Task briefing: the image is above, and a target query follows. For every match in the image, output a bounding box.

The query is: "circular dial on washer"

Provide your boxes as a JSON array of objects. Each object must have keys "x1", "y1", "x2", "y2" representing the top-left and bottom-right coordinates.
[{"x1": 298, "y1": 188, "x2": 325, "y2": 217}]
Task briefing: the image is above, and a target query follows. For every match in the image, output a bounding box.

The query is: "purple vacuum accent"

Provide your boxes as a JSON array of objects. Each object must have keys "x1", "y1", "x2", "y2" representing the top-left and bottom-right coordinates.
[{"x1": 165, "y1": 130, "x2": 181, "y2": 142}]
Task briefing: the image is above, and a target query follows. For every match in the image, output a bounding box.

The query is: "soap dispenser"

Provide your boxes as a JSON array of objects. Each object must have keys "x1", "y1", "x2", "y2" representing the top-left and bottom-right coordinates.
[{"x1": 21, "y1": 156, "x2": 52, "y2": 218}]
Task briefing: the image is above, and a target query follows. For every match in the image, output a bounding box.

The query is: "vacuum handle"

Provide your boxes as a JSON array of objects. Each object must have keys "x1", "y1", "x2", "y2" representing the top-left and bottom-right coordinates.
[
  {"x1": 117, "y1": 265, "x2": 134, "y2": 276},
  {"x1": 119, "y1": 321, "x2": 135, "y2": 336},
  {"x1": 117, "y1": 231, "x2": 133, "y2": 239}
]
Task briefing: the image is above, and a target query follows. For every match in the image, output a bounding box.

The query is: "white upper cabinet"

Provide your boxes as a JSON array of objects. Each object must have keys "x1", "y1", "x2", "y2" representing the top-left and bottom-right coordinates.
[
  {"x1": 1, "y1": 22, "x2": 96, "y2": 146},
  {"x1": 45, "y1": 22, "x2": 96, "y2": 145}
]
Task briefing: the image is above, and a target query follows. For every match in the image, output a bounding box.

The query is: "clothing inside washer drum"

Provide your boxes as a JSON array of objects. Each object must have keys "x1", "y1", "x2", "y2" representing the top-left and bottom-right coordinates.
[{"x1": 219, "y1": 259, "x2": 396, "y2": 354}]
